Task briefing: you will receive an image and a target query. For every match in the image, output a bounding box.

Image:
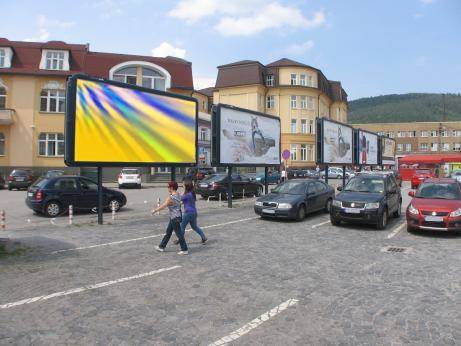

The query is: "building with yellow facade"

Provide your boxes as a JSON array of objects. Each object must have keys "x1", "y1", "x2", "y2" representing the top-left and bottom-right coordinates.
[{"x1": 212, "y1": 58, "x2": 348, "y2": 168}]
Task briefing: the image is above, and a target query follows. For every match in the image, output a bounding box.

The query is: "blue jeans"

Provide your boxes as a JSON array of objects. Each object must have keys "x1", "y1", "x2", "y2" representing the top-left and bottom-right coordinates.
[
  {"x1": 181, "y1": 212, "x2": 206, "y2": 240},
  {"x1": 159, "y1": 217, "x2": 188, "y2": 251}
]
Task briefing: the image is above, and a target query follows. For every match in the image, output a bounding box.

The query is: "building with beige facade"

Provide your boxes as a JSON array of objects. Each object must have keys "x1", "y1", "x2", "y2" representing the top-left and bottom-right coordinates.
[
  {"x1": 352, "y1": 121, "x2": 461, "y2": 157},
  {"x1": 0, "y1": 38, "x2": 213, "y2": 179},
  {"x1": 212, "y1": 59, "x2": 348, "y2": 168}
]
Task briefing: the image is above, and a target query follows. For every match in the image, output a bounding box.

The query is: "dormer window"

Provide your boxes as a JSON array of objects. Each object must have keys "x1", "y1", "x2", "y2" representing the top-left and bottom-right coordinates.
[
  {"x1": 0, "y1": 50, "x2": 4, "y2": 68},
  {"x1": 0, "y1": 47, "x2": 13, "y2": 68},
  {"x1": 39, "y1": 50, "x2": 70, "y2": 71}
]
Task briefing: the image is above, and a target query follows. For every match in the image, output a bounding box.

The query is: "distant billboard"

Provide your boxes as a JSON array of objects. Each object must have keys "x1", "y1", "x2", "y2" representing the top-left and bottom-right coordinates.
[
  {"x1": 381, "y1": 137, "x2": 396, "y2": 165},
  {"x1": 316, "y1": 118, "x2": 353, "y2": 164},
  {"x1": 212, "y1": 104, "x2": 281, "y2": 166},
  {"x1": 65, "y1": 75, "x2": 198, "y2": 167},
  {"x1": 357, "y1": 129, "x2": 379, "y2": 165}
]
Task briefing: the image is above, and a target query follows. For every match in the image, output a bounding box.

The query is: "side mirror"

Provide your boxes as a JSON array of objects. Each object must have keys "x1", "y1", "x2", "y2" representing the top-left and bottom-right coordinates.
[
  {"x1": 408, "y1": 191, "x2": 415, "y2": 197},
  {"x1": 337, "y1": 186, "x2": 343, "y2": 191}
]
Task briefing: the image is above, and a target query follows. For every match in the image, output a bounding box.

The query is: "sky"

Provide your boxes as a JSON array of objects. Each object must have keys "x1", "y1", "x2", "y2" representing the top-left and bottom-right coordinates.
[{"x1": 1, "y1": 0, "x2": 460, "y2": 100}]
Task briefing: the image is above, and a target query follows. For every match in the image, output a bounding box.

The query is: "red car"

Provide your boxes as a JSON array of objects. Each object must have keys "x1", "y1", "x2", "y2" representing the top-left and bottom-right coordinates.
[
  {"x1": 406, "y1": 178, "x2": 461, "y2": 233},
  {"x1": 410, "y1": 169, "x2": 435, "y2": 189}
]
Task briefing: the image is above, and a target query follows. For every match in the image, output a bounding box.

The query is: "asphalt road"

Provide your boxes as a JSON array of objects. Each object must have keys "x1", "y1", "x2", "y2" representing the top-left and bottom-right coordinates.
[{"x1": 1, "y1": 182, "x2": 460, "y2": 345}]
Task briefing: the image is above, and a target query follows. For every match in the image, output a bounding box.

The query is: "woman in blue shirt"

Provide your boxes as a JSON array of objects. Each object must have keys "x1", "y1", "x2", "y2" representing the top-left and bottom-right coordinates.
[{"x1": 180, "y1": 181, "x2": 207, "y2": 244}]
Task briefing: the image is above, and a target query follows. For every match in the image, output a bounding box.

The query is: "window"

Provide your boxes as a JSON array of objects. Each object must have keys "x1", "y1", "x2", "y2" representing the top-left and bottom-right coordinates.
[
  {"x1": 300, "y1": 74, "x2": 306, "y2": 86},
  {"x1": 45, "y1": 51, "x2": 65, "y2": 70},
  {"x1": 141, "y1": 67, "x2": 166, "y2": 91},
  {"x1": 408, "y1": 131, "x2": 416, "y2": 137},
  {"x1": 199, "y1": 127, "x2": 209, "y2": 141},
  {"x1": 38, "y1": 133, "x2": 64, "y2": 157},
  {"x1": 301, "y1": 144, "x2": 307, "y2": 161},
  {"x1": 266, "y1": 95, "x2": 275, "y2": 109},
  {"x1": 0, "y1": 49, "x2": 4, "y2": 68},
  {"x1": 40, "y1": 90, "x2": 65, "y2": 113},
  {"x1": 421, "y1": 130, "x2": 428, "y2": 137},
  {"x1": 397, "y1": 131, "x2": 405, "y2": 138},
  {"x1": 452, "y1": 130, "x2": 461, "y2": 137},
  {"x1": 290, "y1": 74, "x2": 297, "y2": 85},
  {"x1": 290, "y1": 144, "x2": 298, "y2": 161},
  {"x1": 0, "y1": 132, "x2": 4, "y2": 155},
  {"x1": 430, "y1": 130, "x2": 438, "y2": 137},
  {"x1": 0, "y1": 87, "x2": 5, "y2": 109},
  {"x1": 405, "y1": 143, "x2": 412, "y2": 152},
  {"x1": 266, "y1": 74, "x2": 274, "y2": 86},
  {"x1": 301, "y1": 119, "x2": 307, "y2": 134},
  {"x1": 397, "y1": 144, "x2": 403, "y2": 152},
  {"x1": 378, "y1": 132, "x2": 384, "y2": 136},
  {"x1": 300, "y1": 96, "x2": 307, "y2": 109},
  {"x1": 336, "y1": 107, "x2": 340, "y2": 118},
  {"x1": 113, "y1": 66, "x2": 138, "y2": 85},
  {"x1": 309, "y1": 97, "x2": 315, "y2": 111},
  {"x1": 387, "y1": 131, "x2": 394, "y2": 138},
  {"x1": 308, "y1": 144, "x2": 315, "y2": 161},
  {"x1": 442, "y1": 143, "x2": 450, "y2": 151},
  {"x1": 441, "y1": 130, "x2": 449, "y2": 137},
  {"x1": 80, "y1": 179, "x2": 98, "y2": 192},
  {"x1": 309, "y1": 120, "x2": 314, "y2": 134},
  {"x1": 290, "y1": 95, "x2": 297, "y2": 109},
  {"x1": 291, "y1": 119, "x2": 297, "y2": 134},
  {"x1": 420, "y1": 143, "x2": 428, "y2": 151},
  {"x1": 430, "y1": 143, "x2": 438, "y2": 151},
  {"x1": 453, "y1": 143, "x2": 461, "y2": 151},
  {"x1": 202, "y1": 99, "x2": 207, "y2": 111},
  {"x1": 53, "y1": 179, "x2": 77, "y2": 191},
  {"x1": 308, "y1": 75, "x2": 313, "y2": 87}
]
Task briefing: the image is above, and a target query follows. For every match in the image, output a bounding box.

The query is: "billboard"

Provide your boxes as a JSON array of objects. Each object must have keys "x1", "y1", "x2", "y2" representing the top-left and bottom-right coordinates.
[
  {"x1": 357, "y1": 129, "x2": 379, "y2": 165},
  {"x1": 212, "y1": 104, "x2": 281, "y2": 166},
  {"x1": 381, "y1": 137, "x2": 396, "y2": 165},
  {"x1": 316, "y1": 118, "x2": 353, "y2": 164},
  {"x1": 65, "y1": 75, "x2": 197, "y2": 166}
]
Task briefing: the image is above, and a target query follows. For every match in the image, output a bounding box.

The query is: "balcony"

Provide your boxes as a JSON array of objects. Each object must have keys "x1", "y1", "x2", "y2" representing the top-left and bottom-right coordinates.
[{"x1": 0, "y1": 109, "x2": 14, "y2": 125}]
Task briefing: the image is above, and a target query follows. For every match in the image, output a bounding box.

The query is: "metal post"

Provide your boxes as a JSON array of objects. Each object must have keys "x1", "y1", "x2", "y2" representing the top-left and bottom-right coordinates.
[
  {"x1": 342, "y1": 165, "x2": 346, "y2": 188},
  {"x1": 111, "y1": 203, "x2": 116, "y2": 221},
  {"x1": 1, "y1": 210, "x2": 5, "y2": 230},
  {"x1": 264, "y1": 166, "x2": 269, "y2": 195},
  {"x1": 97, "y1": 166, "x2": 103, "y2": 225},
  {"x1": 69, "y1": 205, "x2": 73, "y2": 225},
  {"x1": 170, "y1": 167, "x2": 176, "y2": 182},
  {"x1": 324, "y1": 165, "x2": 329, "y2": 184},
  {"x1": 157, "y1": 197, "x2": 161, "y2": 215},
  {"x1": 227, "y1": 166, "x2": 232, "y2": 208}
]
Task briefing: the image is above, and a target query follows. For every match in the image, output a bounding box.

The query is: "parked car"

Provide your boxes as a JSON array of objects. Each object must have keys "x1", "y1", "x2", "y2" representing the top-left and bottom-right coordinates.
[
  {"x1": 195, "y1": 174, "x2": 263, "y2": 199},
  {"x1": 330, "y1": 173, "x2": 402, "y2": 230},
  {"x1": 304, "y1": 169, "x2": 320, "y2": 179},
  {"x1": 255, "y1": 171, "x2": 281, "y2": 184},
  {"x1": 43, "y1": 170, "x2": 65, "y2": 178},
  {"x1": 7, "y1": 169, "x2": 35, "y2": 190},
  {"x1": 406, "y1": 178, "x2": 461, "y2": 233},
  {"x1": 450, "y1": 170, "x2": 461, "y2": 183},
  {"x1": 26, "y1": 176, "x2": 127, "y2": 217},
  {"x1": 197, "y1": 168, "x2": 215, "y2": 180},
  {"x1": 118, "y1": 168, "x2": 142, "y2": 189},
  {"x1": 363, "y1": 170, "x2": 402, "y2": 187},
  {"x1": 411, "y1": 169, "x2": 435, "y2": 189},
  {"x1": 321, "y1": 167, "x2": 350, "y2": 179},
  {"x1": 0, "y1": 175, "x2": 5, "y2": 189},
  {"x1": 254, "y1": 180, "x2": 334, "y2": 221}
]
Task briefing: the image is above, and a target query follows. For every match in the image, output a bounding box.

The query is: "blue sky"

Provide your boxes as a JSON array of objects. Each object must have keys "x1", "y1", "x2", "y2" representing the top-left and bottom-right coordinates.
[{"x1": 1, "y1": 0, "x2": 460, "y2": 100}]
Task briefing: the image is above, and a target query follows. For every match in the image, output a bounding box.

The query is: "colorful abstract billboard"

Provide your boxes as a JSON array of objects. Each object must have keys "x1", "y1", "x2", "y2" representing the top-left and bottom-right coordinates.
[
  {"x1": 357, "y1": 130, "x2": 378, "y2": 165},
  {"x1": 317, "y1": 118, "x2": 353, "y2": 164},
  {"x1": 212, "y1": 104, "x2": 281, "y2": 166},
  {"x1": 65, "y1": 75, "x2": 197, "y2": 166}
]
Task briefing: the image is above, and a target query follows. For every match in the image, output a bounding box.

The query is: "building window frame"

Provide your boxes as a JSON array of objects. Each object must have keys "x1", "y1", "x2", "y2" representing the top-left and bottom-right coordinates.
[
  {"x1": 290, "y1": 95, "x2": 297, "y2": 109},
  {"x1": 301, "y1": 119, "x2": 307, "y2": 134},
  {"x1": 397, "y1": 144, "x2": 403, "y2": 152},
  {"x1": 420, "y1": 143, "x2": 428, "y2": 151},
  {"x1": 430, "y1": 130, "x2": 438, "y2": 137},
  {"x1": 290, "y1": 74, "x2": 297, "y2": 86},
  {"x1": 300, "y1": 95, "x2": 307, "y2": 109},
  {"x1": 199, "y1": 127, "x2": 209, "y2": 142},
  {"x1": 0, "y1": 49, "x2": 4, "y2": 68},
  {"x1": 397, "y1": 131, "x2": 405, "y2": 138},
  {"x1": 290, "y1": 144, "x2": 298, "y2": 161},
  {"x1": 441, "y1": 130, "x2": 449, "y2": 137},
  {"x1": 266, "y1": 74, "x2": 274, "y2": 87},
  {"x1": 453, "y1": 143, "x2": 461, "y2": 151},
  {"x1": 309, "y1": 97, "x2": 315, "y2": 111},
  {"x1": 309, "y1": 144, "x2": 315, "y2": 161},
  {"x1": 291, "y1": 119, "x2": 297, "y2": 134},
  {"x1": 202, "y1": 99, "x2": 207, "y2": 111},
  {"x1": 38, "y1": 133, "x2": 64, "y2": 157},
  {"x1": 309, "y1": 119, "x2": 314, "y2": 134},
  {"x1": 430, "y1": 143, "x2": 438, "y2": 151},
  {"x1": 452, "y1": 130, "x2": 461, "y2": 137},
  {"x1": 420, "y1": 130, "x2": 428, "y2": 137},
  {"x1": 40, "y1": 89, "x2": 65, "y2": 113},
  {"x1": 301, "y1": 144, "x2": 307, "y2": 161},
  {"x1": 405, "y1": 143, "x2": 412, "y2": 152},
  {"x1": 299, "y1": 74, "x2": 306, "y2": 86},
  {"x1": 266, "y1": 95, "x2": 275, "y2": 109},
  {"x1": 387, "y1": 131, "x2": 394, "y2": 138},
  {"x1": 442, "y1": 143, "x2": 450, "y2": 151},
  {"x1": 0, "y1": 132, "x2": 4, "y2": 156},
  {"x1": 109, "y1": 61, "x2": 172, "y2": 90},
  {"x1": 0, "y1": 87, "x2": 6, "y2": 109}
]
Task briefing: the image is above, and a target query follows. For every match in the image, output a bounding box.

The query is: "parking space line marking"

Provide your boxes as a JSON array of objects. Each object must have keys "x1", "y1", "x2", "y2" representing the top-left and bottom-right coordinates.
[
  {"x1": 0, "y1": 266, "x2": 181, "y2": 310},
  {"x1": 387, "y1": 222, "x2": 406, "y2": 239},
  {"x1": 50, "y1": 217, "x2": 259, "y2": 254},
  {"x1": 311, "y1": 220, "x2": 330, "y2": 229},
  {"x1": 208, "y1": 298, "x2": 299, "y2": 346}
]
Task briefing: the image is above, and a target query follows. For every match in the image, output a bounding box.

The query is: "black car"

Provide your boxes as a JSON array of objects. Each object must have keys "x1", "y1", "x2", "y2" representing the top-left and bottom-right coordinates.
[
  {"x1": 7, "y1": 169, "x2": 35, "y2": 190},
  {"x1": 26, "y1": 176, "x2": 127, "y2": 217},
  {"x1": 330, "y1": 173, "x2": 402, "y2": 230},
  {"x1": 254, "y1": 180, "x2": 335, "y2": 221},
  {"x1": 0, "y1": 175, "x2": 5, "y2": 189},
  {"x1": 195, "y1": 174, "x2": 263, "y2": 199}
]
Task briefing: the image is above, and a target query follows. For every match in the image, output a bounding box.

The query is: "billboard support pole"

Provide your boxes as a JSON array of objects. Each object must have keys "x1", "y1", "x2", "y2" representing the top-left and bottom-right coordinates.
[
  {"x1": 324, "y1": 165, "x2": 329, "y2": 184},
  {"x1": 264, "y1": 166, "x2": 269, "y2": 195},
  {"x1": 97, "y1": 166, "x2": 103, "y2": 225},
  {"x1": 227, "y1": 166, "x2": 232, "y2": 208},
  {"x1": 170, "y1": 167, "x2": 176, "y2": 182},
  {"x1": 342, "y1": 165, "x2": 346, "y2": 188}
]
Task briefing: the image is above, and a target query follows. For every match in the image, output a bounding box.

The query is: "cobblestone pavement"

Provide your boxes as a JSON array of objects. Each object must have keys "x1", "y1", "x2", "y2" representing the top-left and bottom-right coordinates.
[{"x1": 0, "y1": 187, "x2": 460, "y2": 345}]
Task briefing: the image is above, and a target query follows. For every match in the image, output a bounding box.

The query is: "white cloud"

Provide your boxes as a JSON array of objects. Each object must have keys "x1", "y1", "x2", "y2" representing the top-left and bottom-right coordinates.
[
  {"x1": 24, "y1": 15, "x2": 75, "y2": 42},
  {"x1": 284, "y1": 40, "x2": 314, "y2": 56},
  {"x1": 194, "y1": 76, "x2": 216, "y2": 89},
  {"x1": 169, "y1": 1, "x2": 326, "y2": 36},
  {"x1": 151, "y1": 42, "x2": 186, "y2": 58}
]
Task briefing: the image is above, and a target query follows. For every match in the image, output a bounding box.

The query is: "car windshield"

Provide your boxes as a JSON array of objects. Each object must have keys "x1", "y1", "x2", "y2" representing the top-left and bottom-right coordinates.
[
  {"x1": 201, "y1": 174, "x2": 226, "y2": 183},
  {"x1": 46, "y1": 171, "x2": 63, "y2": 177},
  {"x1": 416, "y1": 170, "x2": 431, "y2": 175},
  {"x1": 344, "y1": 177, "x2": 385, "y2": 193},
  {"x1": 122, "y1": 169, "x2": 138, "y2": 175},
  {"x1": 11, "y1": 170, "x2": 29, "y2": 176},
  {"x1": 272, "y1": 181, "x2": 306, "y2": 195},
  {"x1": 416, "y1": 183, "x2": 461, "y2": 200},
  {"x1": 31, "y1": 178, "x2": 49, "y2": 189}
]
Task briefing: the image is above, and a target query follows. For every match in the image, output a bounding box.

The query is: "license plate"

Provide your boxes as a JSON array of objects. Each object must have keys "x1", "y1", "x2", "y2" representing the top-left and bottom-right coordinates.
[
  {"x1": 262, "y1": 209, "x2": 275, "y2": 214},
  {"x1": 28, "y1": 192, "x2": 33, "y2": 197},
  {"x1": 16, "y1": 177, "x2": 25, "y2": 181},
  {"x1": 200, "y1": 184, "x2": 208, "y2": 188},
  {"x1": 126, "y1": 176, "x2": 135, "y2": 180},
  {"x1": 425, "y1": 216, "x2": 443, "y2": 222},
  {"x1": 344, "y1": 208, "x2": 361, "y2": 214}
]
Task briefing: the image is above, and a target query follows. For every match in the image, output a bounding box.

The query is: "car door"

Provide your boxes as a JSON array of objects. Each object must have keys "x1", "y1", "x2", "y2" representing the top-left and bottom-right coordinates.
[
  {"x1": 314, "y1": 181, "x2": 330, "y2": 210},
  {"x1": 52, "y1": 178, "x2": 80, "y2": 209},
  {"x1": 306, "y1": 182, "x2": 320, "y2": 212},
  {"x1": 386, "y1": 177, "x2": 399, "y2": 213},
  {"x1": 77, "y1": 178, "x2": 100, "y2": 210}
]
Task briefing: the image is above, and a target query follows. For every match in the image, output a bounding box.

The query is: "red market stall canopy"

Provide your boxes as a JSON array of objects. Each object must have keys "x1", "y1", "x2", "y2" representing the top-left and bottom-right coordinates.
[{"x1": 399, "y1": 154, "x2": 461, "y2": 165}]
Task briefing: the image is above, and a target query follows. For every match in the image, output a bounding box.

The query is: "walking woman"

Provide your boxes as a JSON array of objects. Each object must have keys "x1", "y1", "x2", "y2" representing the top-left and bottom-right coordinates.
[
  {"x1": 181, "y1": 181, "x2": 208, "y2": 244},
  {"x1": 153, "y1": 181, "x2": 188, "y2": 255}
]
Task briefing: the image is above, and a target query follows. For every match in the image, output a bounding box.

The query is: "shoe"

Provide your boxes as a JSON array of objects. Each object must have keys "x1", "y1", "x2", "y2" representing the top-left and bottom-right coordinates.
[
  {"x1": 177, "y1": 250, "x2": 188, "y2": 255},
  {"x1": 173, "y1": 239, "x2": 180, "y2": 245},
  {"x1": 201, "y1": 238, "x2": 208, "y2": 244},
  {"x1": 155, "y1": 246, "x2": 165, "y2": 252}
]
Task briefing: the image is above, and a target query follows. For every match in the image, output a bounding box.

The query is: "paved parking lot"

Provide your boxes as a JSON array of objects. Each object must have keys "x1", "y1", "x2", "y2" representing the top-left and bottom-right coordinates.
[{"x1": 0, "y1": 182, "x2": 460, "y2": 345}]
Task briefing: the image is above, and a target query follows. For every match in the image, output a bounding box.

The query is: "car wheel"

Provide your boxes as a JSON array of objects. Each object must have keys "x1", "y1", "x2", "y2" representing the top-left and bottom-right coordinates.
[
  {"x1": 330, "y1": 215, "x2": 341, "y2": 226},
  {"x1": 376, "y1": 208, "x2": 388, "y2": 230},
  {"x1": 44, "y1": 201, "x2": 62, "y2": 218},
  {"x1": 296, "y1": 204, "x2": 306, "y2": 221},
  {"x1": 108, "y1": 198, "x2": 121, "y2": 212},
  {"x1": 393, "y1": 200, "x2": 402, "y2": 218},
  {"x1": 324, "y1": 198, "x2": 332, "y2": 213},
  {"x1": 256, "y1": 186, "x2": 263, "y2": 197},
  {"x1": 137, "y1": 184, "x2": 142, "y2": 189}
]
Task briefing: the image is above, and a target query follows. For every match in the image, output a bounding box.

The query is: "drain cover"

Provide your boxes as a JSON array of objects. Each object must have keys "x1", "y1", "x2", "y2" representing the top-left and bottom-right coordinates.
[{"x1": 381, "y1": 246, "x2": 410, "y2": 253}]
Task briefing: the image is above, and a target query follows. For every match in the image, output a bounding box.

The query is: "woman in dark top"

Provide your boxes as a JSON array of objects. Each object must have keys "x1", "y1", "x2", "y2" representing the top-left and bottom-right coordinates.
[{"x1": 180, "y1": 182, "x2": 207, "y2": 244}]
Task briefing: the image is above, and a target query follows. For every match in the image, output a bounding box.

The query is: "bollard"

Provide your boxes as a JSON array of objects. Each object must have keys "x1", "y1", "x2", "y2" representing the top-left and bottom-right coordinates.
[
  {"x1": 207, "y1": 196, "x2": 211, "y2": 203},
  {"x1": 111, "y1": 203, "x2": 116, "y2": 221},
  {"x1": 69, "y1": 205, "x2": 73, "y2": 225},
  {"x1": 242, "y1": 189, "x2": 245, "y2": 200},
  {"x1": 218, "y1": 193, "x2": 222, "y2": 206},
  {"x1": 157, "y1": 197, "x2": 161, "y2": 215},
  {"x1": 1, "y1": 210, "x2": 5, "y2": 230}
]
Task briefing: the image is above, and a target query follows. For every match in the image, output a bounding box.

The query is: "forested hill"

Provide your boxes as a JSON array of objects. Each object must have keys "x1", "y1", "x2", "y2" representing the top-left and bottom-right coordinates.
[{"x1": 347, "y1": 93, "x2": 461, "y2": 124}]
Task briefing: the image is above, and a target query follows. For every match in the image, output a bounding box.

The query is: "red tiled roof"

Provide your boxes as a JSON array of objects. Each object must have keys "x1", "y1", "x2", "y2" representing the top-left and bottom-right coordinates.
[{"x1": 0, "y1": 39, "x2": 194, "y2": 89}]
